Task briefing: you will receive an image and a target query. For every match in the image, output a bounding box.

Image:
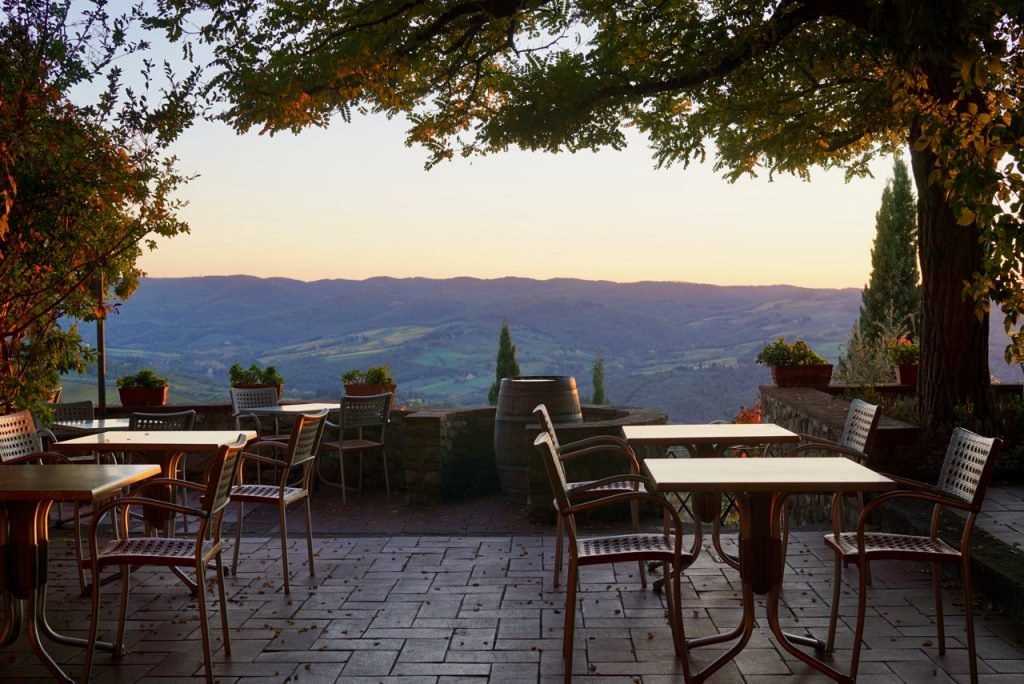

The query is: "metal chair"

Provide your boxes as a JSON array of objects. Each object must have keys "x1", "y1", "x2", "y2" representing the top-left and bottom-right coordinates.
[
  {"x1": 534, "y1": 431, "x2": 692, "y2": 684},
  {"x1": 82, "y1": 434, "x2": 248, "y2": 684},
  {"x1": 0, "y1": 411, "x2": 94, "y2": 595},
  {"x1": 231, "y1": 411, "x2": 327, "y2": 593},
  {"x1": 533, "y1": 403, "x2": 649, "y2": 588},
  {"x1": 129, "y1": 410, "x2": 198, "y2": 532},
  {"x1": 317, "y1": 393, "x2": 392, "y2": 505},
  {"x1": 230, "y1": 385, "x2": 287, "y2": 441},
  {"x1": 824, "y1": 427, "x2": 1000, "y2": 684}
]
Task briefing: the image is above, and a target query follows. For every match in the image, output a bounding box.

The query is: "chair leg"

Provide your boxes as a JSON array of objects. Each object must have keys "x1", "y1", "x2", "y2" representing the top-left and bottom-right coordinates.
[
  {"x1": 303, "y1": 496, "x2": 315, "y2": 577},
  {"x1": 553, "y1": 516, "x2": 564, "y2": 588},
  {"x1": 381, "y1": 447, "x2": 391, "y2": 497},
  {"x1": 563, "y1": 560, "x2": 578, "y2": 683},
  {"x1": 116, "y1": 565, "x2": 131, "y2": 654},
  {"x1": 215, "y1": 552, "x2": 232, "y2": 657},
  {"x1": 667, "y1": 559, "x2": 690, "y2": 681},
  {"x1": 83, "y1": 562, "x2": 104, "y2": 683},
  {"x1": 194, "y1": 557, "x2": 215, "y2": 683},
  {"x1": 232, "y1": 502, "x2": 244, "y2": 576},
  {"x1": 632, "y1": 498, "x2": 646, "y2": 589},
  {"x1": 850, "y1": 557, "x2": 870, "y2": 681},
  {"x1": 279, "y1": 500, "x2": 291, "y2": 593},
  {"x1": 933, "y1": 561, "x2": 946, "y2": 655},
  {"x1": 826, "y1": 551, "x2": 844, "y2": 653},
  {"x1": 358, "y1": 453, "x2": 364, "y2": 495},
  {"x1": 962, "y1": 558, "x2": 978, "y2": 684}
]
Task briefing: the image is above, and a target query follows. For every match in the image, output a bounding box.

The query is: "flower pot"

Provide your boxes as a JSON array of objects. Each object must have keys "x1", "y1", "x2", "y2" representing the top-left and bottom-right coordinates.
[
  {"x1": 118, "y1": 386, "x2": 168, "y2": 407},
  {"x1": 896, "y1": 363, "x2": 919, "y2": 386},
  {"x1": 770, "y1": 364, "x2": 833, "y2": 388},
  {"x1": 344, "y1": 383, "x2": 397, "y2": 403}
]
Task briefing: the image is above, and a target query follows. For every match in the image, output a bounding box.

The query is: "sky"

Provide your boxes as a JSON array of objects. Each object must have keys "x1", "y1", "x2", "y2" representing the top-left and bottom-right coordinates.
[{"x1": 139, "y1": 112, "x2": 896, "y2": 289}]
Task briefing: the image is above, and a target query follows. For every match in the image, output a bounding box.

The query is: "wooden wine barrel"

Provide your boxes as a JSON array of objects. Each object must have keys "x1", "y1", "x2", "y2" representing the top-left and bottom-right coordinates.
[{"x1": 494, "y1": 376, "x2": 582, "y2": 502}]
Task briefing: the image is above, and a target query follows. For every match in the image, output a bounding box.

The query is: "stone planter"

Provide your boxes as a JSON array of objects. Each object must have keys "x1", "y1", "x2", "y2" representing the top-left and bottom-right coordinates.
[
  {"x1": 344, "y1": 383, "x2": 397, "y2": 403},
  {"x1": 771, "y1": 364, "x2": 833, "y2": 388}
]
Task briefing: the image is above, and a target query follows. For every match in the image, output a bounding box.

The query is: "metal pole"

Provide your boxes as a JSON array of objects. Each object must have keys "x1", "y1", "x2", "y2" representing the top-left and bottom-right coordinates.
[{"x1": 95, "y1": 275, "x2": 106, "y2": 418}]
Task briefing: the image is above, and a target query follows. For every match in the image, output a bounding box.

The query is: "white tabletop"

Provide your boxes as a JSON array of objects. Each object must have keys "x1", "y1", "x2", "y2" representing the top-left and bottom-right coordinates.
[
  {"x1": 51, "y1": 417, "x2": 132, "y2": 434},
  {"x1": 54, "y1": 430, "x2": 257, "y2": 453},
  {"x1": 246, "y1": 402, "x2": 337, "y2": 416},
  {"x1": 645, "y1": 457, "x2": 895, "y2": 494},
  {"x1": 623, "y1": 423, "x2": 800, "y2": 445}
]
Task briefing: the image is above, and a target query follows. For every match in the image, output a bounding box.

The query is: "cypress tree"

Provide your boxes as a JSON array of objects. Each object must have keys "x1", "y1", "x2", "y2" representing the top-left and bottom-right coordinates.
[
  {"x1": 859, "y1": 158, "x2": 921, "y2": 340},
  {"x1": 488, "y1": 320, "x2": 521, "y2": 405},
  {"x1": 591, "y1": 352, "x2": 606, "y2": 405}
]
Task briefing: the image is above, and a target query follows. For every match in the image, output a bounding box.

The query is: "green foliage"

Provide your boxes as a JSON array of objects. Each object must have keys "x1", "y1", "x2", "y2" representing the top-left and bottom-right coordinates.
[
  {"x1": 836, "y1": 323, "x2": 897, "y2": 386},
  {"x1": 116, "y1": 368, "x2": 169, "y2": 390},
  {"x1": 889, "y1": 338, "x2": 920, "y2": 365},
  {"x1": 755, "y1": 338, "x2": 827, "y2": 368},
  {"x1": 151, "y1": 0, "x2": 1024, "y2": 428},
  {"x1": 859, "y1": 159, "x2": 921, "y2": 341},
  {"x1": 229, "y1": 362, "x2": 284, "y2": 385},
  {"x1": 488, "y1": 321, "x2": 521, "y2": 405},
  {"x1": 343, "y1": 365, "x2": 395, "y2": 385},
  {"x1": 0, "y1": 1, "x2": 198, "y2": 412},
  {"x1": 591, "y1": 352, "x2": 606, "y2": 405}
]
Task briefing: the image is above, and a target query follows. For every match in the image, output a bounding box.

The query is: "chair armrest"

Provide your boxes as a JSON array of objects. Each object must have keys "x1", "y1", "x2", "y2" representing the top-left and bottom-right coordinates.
[
  {"x1": 89, "y1": 495, "x2": 204, "y2": 536},
  {"x1": 855, "y1": 488, "x2": 974, "y2": 537},
  {"x1": 234, "y1": 412, "x2": 264, "y2": 434},
  {"x1": 559, "y1": 442, "x2": 641, "y2": 474},
  {"x1": 787, "y1": 442, "x2": 866, "y2": 461},
  {"x1": 796, "y1": 433, "x2": 840, "y2": 447},
  {"x1": 132, "y1": 477, "x2": 205, "y2": 497},
  {"x1": 238, "y1": 450, "x2": 288, "y2": 468},
  {"x1": 561, "y1": 434, "x2": 631, "y2": 454},
  {"x1": 4, "y1": 451, "x2": 72, "y2": 465},
  {"x1": 883, "y1": 473, "x2": 946, "y2": 495}
]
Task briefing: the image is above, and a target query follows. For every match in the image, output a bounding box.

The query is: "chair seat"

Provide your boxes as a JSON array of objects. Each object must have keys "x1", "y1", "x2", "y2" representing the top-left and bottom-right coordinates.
[
  {"x1": 577, "y1": 533, "x2": 676, "y2": 563},
  {"x1": 322, "y1": 437, "x2": 382, "y2": 451},
  {"x1": 567, "y1": 478, "x2": 647, "y2": 498},
  {"x1": 97, "y1": 537, "x2": 217, "y2": 566},
  {"x1": 824, "y1": 531, "x2": 960, "y2": 560},
  {"x1": 231, "y1": 483, "x2": 307, "y2": 504}
]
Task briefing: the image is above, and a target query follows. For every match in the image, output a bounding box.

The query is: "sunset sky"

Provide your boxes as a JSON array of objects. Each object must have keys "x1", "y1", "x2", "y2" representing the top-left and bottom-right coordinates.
[{"x1": 140, "y1": 112, "x2": 896, "y2": 289}]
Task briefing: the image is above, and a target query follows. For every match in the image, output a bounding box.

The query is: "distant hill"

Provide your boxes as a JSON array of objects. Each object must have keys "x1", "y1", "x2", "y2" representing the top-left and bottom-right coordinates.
[{"x1": 63, "y1": 276, "x2": 1023, "y2": 421}]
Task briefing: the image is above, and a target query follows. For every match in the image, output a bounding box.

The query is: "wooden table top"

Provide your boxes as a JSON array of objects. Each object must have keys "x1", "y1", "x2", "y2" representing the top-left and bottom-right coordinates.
[
  {"x1": 54, "y1": 430, "x2": 257, "y2": 453},
  {"x1": 0, "y1": 463, "x2": 160, "y2": 501},
  {"x1": 623, "y1": 423, "x2": 800, "y2": 445},
  {"x1": 246, "y1": 403, "x2": 336, "y2": 416},
  {"x1": 644, "y1": 457, "x2": 895, "y2": 494}
]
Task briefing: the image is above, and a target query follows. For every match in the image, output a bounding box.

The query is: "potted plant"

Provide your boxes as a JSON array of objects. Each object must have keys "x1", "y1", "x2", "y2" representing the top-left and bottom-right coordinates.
[
  {"x1": 116, "y1": 368, "x2": 169, "y2": 406},
  {"x1": 343, "y1": 364, "x2": 397, "y2": 399},
  {"x1": 889, "y1": 336, "x2": 920, "y2": 385},
  {"x1": 755, "y1": 337, "x2": 833, "y2": 388},
  {"x1": 229, "y1": 362, "x2": 285, "y2": 399}
]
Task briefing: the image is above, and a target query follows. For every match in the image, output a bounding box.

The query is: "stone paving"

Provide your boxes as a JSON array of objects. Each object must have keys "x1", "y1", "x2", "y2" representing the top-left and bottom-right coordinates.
[{"x1": 3, "y1": 491, "x2": 1024, "y2": 682}]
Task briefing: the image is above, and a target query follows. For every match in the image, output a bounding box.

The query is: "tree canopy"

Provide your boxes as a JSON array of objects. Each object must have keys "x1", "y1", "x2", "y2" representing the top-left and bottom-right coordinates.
[
  {"x1": 153, "y1": 0, "x2": 1024, "y2": 430},
  {"x1": 0, "y1": 1, "x2": 198, "y2": 412}
]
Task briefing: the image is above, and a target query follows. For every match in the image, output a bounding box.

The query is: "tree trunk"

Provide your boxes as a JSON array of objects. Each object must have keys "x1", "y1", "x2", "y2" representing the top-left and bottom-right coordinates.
[{"x1": 908, "y1": 139, "x2": 990, "y2": 434}]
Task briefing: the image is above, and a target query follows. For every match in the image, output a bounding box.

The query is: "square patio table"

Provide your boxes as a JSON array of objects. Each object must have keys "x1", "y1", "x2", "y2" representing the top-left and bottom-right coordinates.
[
  {"x1": 0, "y1": 463, "x2": 160, "y2": 683},
  {"x1": 645, "y1": 456, "x2": 894, "y2": 683}
]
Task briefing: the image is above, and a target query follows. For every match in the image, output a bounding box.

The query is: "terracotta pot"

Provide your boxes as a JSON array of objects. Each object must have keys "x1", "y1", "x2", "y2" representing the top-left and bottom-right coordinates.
[
  {"x1": 117, "y1": 386, "x2": 168, "y2": 407},
  {"x1": 344, "y1": 383, "x2": 397, "y2": 402},
  {"x1": 770, "y1": 364, "x2": 833, "y2": 388},
  {"x1": 896, "y1": 363, "x2": 919, "y2": 386}
]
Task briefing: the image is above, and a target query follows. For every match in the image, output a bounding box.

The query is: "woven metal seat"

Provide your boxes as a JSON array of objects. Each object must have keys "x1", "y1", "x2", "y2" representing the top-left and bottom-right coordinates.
[
  {"x1": 231, "y1": 410, "x2": 327, "y2": 593},
  {"x1": 317, "y1": 393, "x2": 392, "y2": 505},
  {"x1": 534, "y1": 403, "x2": 648, "y2": 588},
  {"x1": 83, "y1": 434, "x2": 248, "y2": 683},
  {"x1": 823, "y1": 427, "x2": 1000, "y2": 684},
  {"x1": 534, "y1": 431, "x2": 692, "y2": 683}
]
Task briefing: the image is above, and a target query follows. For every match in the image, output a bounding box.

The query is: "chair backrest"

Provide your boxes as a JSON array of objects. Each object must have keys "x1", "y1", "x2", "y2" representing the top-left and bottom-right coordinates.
[
  {"x1": 0, "y1": 410, "x2": 45, "y2": 463},
  {"x1": 340, "y1": 393, "x2": 392, "y2": 430},
  {"x1": 230, "y1": 386, "x2": 280, "y2": 413},
  {"x1": 936, "y1": 427, "x2": 1001, "y2": 509},
  {"x1": 201, "y1": 435, "x2": 249, "y2": 518},
  {"x1": 129, "y1": 409, "x2": 197, "y2": 431},
  {"x1": 533, "y1": 403, "x2": 562, "y2": 451},
  {"x1": 534, "y1": 431, "x2": 572, "y2": 514},
  {"x1": 282, "y1": 411, "x2": 328, "y2": 470},
  {"x1": 838, "y1": 399, "x2": 881, "y2": 456},
  {"x1": 49, "y1": 400, "x2": 95, "y2": 423}
]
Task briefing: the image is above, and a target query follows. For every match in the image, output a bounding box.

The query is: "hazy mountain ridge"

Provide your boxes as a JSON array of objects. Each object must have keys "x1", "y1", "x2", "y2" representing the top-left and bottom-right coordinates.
[{"x1": 72, "y1": 275, "x2": 1019, "y2": 421}]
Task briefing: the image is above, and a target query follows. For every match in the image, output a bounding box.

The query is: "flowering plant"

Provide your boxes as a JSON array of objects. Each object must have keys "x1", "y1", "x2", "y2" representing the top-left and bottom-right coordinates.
[
  {"x1": 735, "y1": 403, "x2": 762, "y2": 424},
  {"x1": 889, "y1": 337, "x2": 920, "y2": 365}
]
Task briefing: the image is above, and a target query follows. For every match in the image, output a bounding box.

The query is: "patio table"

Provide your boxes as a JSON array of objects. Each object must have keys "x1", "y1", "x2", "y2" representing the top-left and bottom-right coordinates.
[
  {"x1": 645, "y1": 456, "x2": 894, "y2": 683},
  {"x1": 53, "y1": 430, "x2": 256, "y2": 534},
  {"x1": 623, "y1": 423, "x2": 800, "y2": 567},
  {"x1": 245, "y1": 401, "x2": 339, "y2": 418},
  {"x1": 0, "y1": 463, "x2": 160, "y2": 683},
  {"x1": 49, "y1": 417, "x2": 131, "y2": 435}
]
